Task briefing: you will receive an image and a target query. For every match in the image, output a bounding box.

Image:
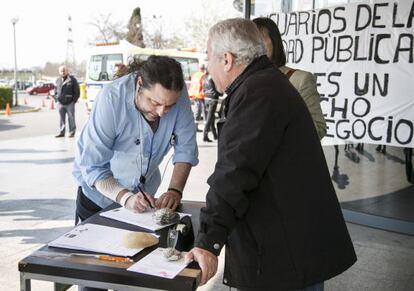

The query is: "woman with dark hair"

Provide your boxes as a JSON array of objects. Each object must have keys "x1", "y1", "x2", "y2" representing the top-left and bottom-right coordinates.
[{"x1": 253, "y1": 17, "x2": 327, "y2": 140}]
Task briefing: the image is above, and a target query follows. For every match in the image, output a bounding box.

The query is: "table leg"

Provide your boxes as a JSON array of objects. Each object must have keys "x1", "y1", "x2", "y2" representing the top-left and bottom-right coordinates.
[
  {"x1": 20, "y1": 273, "x2": 31, "y2": 291},
  {"x1": 54, "y1": 283, "x2": 72, "y2": 291}
]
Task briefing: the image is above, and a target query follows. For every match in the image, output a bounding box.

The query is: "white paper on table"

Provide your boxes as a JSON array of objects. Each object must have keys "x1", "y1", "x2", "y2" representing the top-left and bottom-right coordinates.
[
  {"x1": 127, "y1": 248, "x2": 188, "y2": 279},
  {"x1": 100, "y1": 207, "x2": 191, "y2": 232},
  {"x1": 48, "y1": 223, "x2": 147, "y2": 257}
]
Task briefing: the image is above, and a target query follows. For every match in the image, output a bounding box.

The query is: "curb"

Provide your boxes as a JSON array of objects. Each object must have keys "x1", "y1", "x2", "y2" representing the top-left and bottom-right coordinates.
[{"x1": 0, "y1": 107, "x2": 41, "y2": 115}]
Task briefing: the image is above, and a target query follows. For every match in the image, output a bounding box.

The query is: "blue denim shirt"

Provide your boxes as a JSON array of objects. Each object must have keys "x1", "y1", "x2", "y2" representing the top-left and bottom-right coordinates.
[{"x1": 73, "y1": 74, "x2": 198, "y2": 208}]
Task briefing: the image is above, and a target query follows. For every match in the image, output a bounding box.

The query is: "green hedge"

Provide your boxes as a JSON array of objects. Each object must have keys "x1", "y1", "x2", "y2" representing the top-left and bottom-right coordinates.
[{"x1": 0, "y1": 87, "x2": 13, "y2": 109}]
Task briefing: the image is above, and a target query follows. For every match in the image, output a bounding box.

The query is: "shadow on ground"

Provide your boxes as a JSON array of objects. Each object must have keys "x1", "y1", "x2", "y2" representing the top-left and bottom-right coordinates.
[
  {"x1": 1, "y1": 226, "x2": 74, "y2": 244},
  {"x1": 0, "y1": 199, "x2": 75, "y2": 244},
  {"x1": 0, "y1": 148, "x2": 67, "y2": 154},
  {"x1": 0, "y1": 157, "x2": 74, "y2": 165},
  {"x1": 0, "y1": 198, "x2": 75, "y2": 222},
  {"x1": 0, "y1": 119, "x2": 23, "y2": 131}
]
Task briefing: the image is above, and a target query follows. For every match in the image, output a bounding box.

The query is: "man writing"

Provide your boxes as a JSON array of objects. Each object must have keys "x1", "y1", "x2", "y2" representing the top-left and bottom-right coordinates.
[
  {"x1": 73, "y1": 56, "x2": 198, "y2": 222},
  {"x1": 186, "y1": 18, "x2": 356, "y2": 291}
]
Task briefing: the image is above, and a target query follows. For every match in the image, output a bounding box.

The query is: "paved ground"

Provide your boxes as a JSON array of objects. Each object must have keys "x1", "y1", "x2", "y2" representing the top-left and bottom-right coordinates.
[{"x1": 0, "y1": 94, "x2": 413, "y2": 290}]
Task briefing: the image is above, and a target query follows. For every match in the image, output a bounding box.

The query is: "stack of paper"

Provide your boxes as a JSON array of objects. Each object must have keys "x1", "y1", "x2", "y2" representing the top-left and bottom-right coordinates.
[
  {"x1": 127, "y1": 248, "x2": 188, "y2": 279},
  {"x1": 100, "y1": 207, "x2": 191, "y2": 231},
  {"x1": 48, "y1": 223, "x2": 148, "y2": 257}
]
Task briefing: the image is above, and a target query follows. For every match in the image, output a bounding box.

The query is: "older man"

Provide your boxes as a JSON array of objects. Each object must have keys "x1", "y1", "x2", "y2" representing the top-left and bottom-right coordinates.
[
  {"x1": 185, "y1": 18, "x2": 356, "y2": 291},
  {"x1": 55, "y1": 65, "x2": 80, "y2": 138}
]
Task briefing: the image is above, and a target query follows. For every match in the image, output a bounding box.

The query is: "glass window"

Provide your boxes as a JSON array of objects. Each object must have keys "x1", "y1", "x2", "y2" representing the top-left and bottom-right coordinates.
[
  {"x1": 88, "y1": 54, "x2": 123, "y2": 81},
  {"x1": 134, "y1": 55, "x2": 199, "y2": 82},
  {"x1": 107, "y1": 54, "x2": 123, "y2": 81},
  {"x1": 174, "y1": 57, "x2": 199, "y2": 81},
  {"x1": 88, "y1": 55, "x2": 104, "y2": 81}
]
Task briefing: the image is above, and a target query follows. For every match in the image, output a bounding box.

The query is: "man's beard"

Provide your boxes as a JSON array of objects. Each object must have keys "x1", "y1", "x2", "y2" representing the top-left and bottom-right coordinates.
[{"x1": 135, "y1": 100, "x2": 159, "y2": 122}]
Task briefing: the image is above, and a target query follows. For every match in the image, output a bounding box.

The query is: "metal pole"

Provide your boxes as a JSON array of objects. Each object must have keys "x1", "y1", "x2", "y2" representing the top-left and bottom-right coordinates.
[
  {"x1": 11, "y1": 18, "x2": 19, "y2": 106},
  {"x1": 243, "y1": 0, "x2": 251, "y2": 19}
]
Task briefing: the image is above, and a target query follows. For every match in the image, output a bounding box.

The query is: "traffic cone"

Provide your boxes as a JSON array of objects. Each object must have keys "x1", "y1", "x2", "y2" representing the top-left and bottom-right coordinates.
[
  {"x1": 5, "y1": 103, "x2": 11, "y2": 116},
  {"x1": 41, "y1": 99, "x2": 46, "y2": 107},
  {"x1": 50, "y1": 99, "x2": 55, "y2": 110}
]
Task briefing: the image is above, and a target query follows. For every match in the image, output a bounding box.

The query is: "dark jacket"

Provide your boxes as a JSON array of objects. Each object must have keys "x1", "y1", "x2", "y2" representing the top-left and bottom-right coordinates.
[
  {"x1": 56, "y1": 75, "x2": 80, "y2": 105},
  {"x1": 195, "y1": 56, "x2": 356, "y2": 290},
  {"x1": 203, "y1": 75, "x2": 219, "y2": 101}
]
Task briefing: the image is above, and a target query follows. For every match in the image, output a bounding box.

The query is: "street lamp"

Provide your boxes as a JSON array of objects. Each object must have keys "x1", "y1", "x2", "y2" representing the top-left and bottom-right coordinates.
[{"x1": 11, "y1": 17, "x2": 19, "y2": 106}]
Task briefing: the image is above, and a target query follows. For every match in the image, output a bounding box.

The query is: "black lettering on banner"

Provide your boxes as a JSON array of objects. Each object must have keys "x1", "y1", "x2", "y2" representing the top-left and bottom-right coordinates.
[
  {"x1": 354, "y1": 73, "x2": 389, "y2": 96},
  {"x1": 373, "y1": 73, "x2": 389, "y2": 96},
  {"x1": 353, "y1": 36, "x2": 367, "y2": 61},
  {"x1": 331, "y1": 98, "x2": 348, "y2": 119},
  {"x1": 394, "y1": 119, "x2": 414, "y2": 145},
  {"x1": 314, "y1": 72, "x2": 341, "y2": 98},
  {"x1": 317, "y1": 9, "x2": 332, "y2": 34},
  {"x1": 312, "y1": 36, "x2": 324, "y2": 62},
  {"x1": 287, "y1": 12, "x2": 298, "y2": 35},
  {"x1": 298, "y1": 11, "x2": 310, "y2": 34},
  {"x1": 368, "y1": 34, "x2": 375, "y2": 61},
  {"x1": 387, "y1": 116, "x2": 393, "y2": 143},
  {"x1": 374, "y1": 34, "x2": 391, "y2": 64},
  {"x1": 355, "y1": 4, "x2": 371, "y2": 31},
  {"x1": 352, "y1": 98, "x2": 371, "y2": 117},
  {"x1": 352, "y1": 119, "x2": 367, "y2": 139},
  {"x1": 337, "y1": 35, "x2": 353, "y2": 62},
  {"x1": 354, "y1": 73, "x2": 369, "y2": 96},
  {"x1": 320, "y1": 97, "x2": 329, "y2": 116},
  {"x1": 372, "y1": 3, "x2": 388, "y2": 28},
  {"x1": 336, "y1": 119, "x2": 351, "y2": 139},
  {"x1": 285, "y1": 39, "x2": 304, "y2": 63},
  {"x1": 368, "y1": 117, "x2": 385, "y2": 141},
  {"x1": 328, "y1": 72, "x2": 341, "y2": 97},
  {"x1": 392, "y1": 3, "x2": 404, "y2": 28},
  {"x1": 314, "y1": 73, "x2": 326, "y2": 97},
  {"x1": 286, "y1": 40, "x2": 296, "y2": 63},
  {"x1": 332, "y1": 7, "x2": 346, "y2": 33},
  {"x1": 394, "y1": 34, "x2": 414, "y2": 63},
  {"x1": 408, "y1": 0, "x2": 414, "y2": 28},
  {"x1": 324, "y1": 36, "x2": 336, "y2": 61}
]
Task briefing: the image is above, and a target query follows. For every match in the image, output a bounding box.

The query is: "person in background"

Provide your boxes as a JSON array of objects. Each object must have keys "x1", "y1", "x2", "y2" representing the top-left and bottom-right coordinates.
[
  {"x1": 253, "y1": 17, "x2": 327, "y2": 140},
  {"x1": 202, "y1": 70, "x2": 220, "y2": 142},
  {"x1": 189, "y1": 63, "x2": 207, "y2": 132},
  {"x1": 185, "y1": 18, "x2": 356, "y2": 290},
  {"x1": 55, "y1": 65, "x2": 80, "y2": 138}
]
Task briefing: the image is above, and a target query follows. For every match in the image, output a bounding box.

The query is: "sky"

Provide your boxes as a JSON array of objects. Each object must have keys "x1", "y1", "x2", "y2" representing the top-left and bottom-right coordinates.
[{"x1": 0, "y1": 0, "x2": 237, "y2": 69}]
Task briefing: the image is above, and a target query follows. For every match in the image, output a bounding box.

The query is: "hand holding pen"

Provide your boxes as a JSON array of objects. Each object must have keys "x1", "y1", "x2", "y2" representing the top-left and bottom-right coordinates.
[{"x1": 124, "y1": 187, "x2": 155, "y2": 213}]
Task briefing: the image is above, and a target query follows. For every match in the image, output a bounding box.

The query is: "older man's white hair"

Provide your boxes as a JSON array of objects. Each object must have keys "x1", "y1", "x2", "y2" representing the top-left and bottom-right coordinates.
[{"x1": 208, "y1": 18, "x2": 266, "y2": 66}]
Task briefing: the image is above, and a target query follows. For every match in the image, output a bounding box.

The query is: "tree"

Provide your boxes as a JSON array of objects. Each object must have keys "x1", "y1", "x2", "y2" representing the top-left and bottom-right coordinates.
[
  {"x1": 184, "y1": 0, "x2": 241, "y2": 51},
  {"x1": 126, "y1": 7, "x2": 145, "y2": 47},
  {"x1": 43, "y1": 62, "x2": 61, "y2": 77},
  {"x1": 88, "y1": 13, "x2": 126, "y2": 44}
]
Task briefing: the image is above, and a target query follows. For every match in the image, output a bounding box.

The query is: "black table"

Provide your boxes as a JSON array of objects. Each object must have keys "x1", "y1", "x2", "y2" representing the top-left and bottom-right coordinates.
[{"x1": 18, "y1": 201, "x2": 205, "y2": 291}]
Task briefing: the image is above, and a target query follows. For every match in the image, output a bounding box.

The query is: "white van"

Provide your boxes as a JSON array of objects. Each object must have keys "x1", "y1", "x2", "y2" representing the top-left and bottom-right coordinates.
[{"x1": 84, "y1": 40, "x2": 206, "y2": 111}]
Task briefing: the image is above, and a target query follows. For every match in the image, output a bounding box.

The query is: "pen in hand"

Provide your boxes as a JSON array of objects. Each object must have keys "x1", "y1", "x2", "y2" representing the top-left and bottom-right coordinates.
[{"x1": 137, "y1": 185, "x2": 154, "y2": 209}]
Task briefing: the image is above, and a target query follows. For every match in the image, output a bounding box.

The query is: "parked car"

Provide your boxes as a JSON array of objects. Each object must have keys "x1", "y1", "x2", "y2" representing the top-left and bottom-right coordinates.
[
  {"x1": 0, "y1": 79, "x2": 9, "y2": 88},
  {"x1": 26, "y1": 83, "x2": 55, "y2": 95}
]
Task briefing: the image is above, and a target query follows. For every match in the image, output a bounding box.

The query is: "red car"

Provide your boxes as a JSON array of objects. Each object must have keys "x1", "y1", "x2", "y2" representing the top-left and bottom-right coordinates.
[{"x1": 26, "y1": 83, "x2": 55, "y2": 95}]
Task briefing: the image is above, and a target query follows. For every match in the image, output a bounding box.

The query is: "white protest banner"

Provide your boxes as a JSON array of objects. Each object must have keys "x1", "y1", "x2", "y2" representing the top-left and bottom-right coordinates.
[{"x1": 268, "y1": 0, "x2": 414, "y2": 147}]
